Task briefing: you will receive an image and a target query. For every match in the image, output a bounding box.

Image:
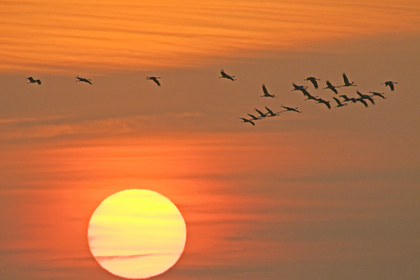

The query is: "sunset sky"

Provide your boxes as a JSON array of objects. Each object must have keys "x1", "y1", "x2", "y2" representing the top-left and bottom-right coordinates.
[{"x1": 0, "y1": 0, "x2": 419, "y2": 279}]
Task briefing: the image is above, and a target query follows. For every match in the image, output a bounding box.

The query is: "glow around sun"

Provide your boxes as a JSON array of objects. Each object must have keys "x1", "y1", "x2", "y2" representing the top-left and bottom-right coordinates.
[{"x1": 87, "y1": 189, "x2": 187, "y2": 279}]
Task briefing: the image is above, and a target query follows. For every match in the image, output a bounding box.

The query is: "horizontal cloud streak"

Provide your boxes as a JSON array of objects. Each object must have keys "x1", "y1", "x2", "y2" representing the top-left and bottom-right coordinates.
[{"x1": 1, "y1": 0, "x2": 419, "y2": 72}]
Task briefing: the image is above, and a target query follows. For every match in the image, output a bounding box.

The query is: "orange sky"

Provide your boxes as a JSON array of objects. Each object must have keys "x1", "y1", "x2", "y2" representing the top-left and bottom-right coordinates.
[
  {"x1": 1, "y1": 0, "x2": 419, "y2": 73},
  {"x1": 0, "y1": 0, "x2": 419, "y2": 279}
]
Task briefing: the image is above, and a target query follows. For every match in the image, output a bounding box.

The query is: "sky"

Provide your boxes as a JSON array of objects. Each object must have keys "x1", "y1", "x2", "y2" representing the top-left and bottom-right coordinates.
[{"x1": 0, "y1": 0, "x2": 419, "y2": 279}]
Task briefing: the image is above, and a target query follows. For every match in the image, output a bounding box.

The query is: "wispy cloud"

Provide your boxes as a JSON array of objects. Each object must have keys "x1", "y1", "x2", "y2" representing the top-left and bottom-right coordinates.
[{"x1": 1, "y1": 0, "x2": 418, "y2": 72}]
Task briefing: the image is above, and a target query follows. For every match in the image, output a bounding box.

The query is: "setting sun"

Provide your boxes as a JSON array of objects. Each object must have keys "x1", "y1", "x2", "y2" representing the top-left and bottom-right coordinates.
[{"x1": 87, "y1": 189, "x2": 187, "y2": 279}]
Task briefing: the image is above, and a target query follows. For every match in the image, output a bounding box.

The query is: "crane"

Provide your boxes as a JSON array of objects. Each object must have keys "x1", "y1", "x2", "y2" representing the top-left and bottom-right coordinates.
[
  {"x1": 240, "y1": 118, "x2": 255, "y2": 126},
  {"x1": 382, "y1": 81, "x2": 397, "y2": 91},
  {"x1": 146, "y1": 76, "x2": 161, "y2": 86},
  {"x1": 27, "y1": 77, "x2": 41, "y2": 85},
  {"x1": 261, "y1": 84, "x2": 275, "y2": 98},
  {"x1": 340, "y1": 73, "x2": 356, "y2": 87},
  {"x1": 76, "y1": 76, "x2": 93, "y2": 85},
  {"x1": 304, "y1": 77, "x2": 320, "y2": 89},
  {"x1": 324, "y1": 80, "x2": 338, "y2": 94},
  {"x1": 219, "y1": 69, "x2": 236, "y2": 81},
  {"x1": 282, "y1": 105, "x2": 302, "y2": 113}
]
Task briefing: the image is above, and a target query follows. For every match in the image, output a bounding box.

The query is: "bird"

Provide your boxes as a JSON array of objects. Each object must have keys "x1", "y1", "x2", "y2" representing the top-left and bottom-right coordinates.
[
  {"x1": 219, "y1": 69, "x2": 236, "y2": 81},
  {"x1": 146, "y1": 76, "x2": 161, "y2": 86},
  {"x1": 316, "y1": 98, "x2": 331, "y2": 109},
  {"x1": 304, "y1": 92, "x2": 320, "y2": 101},
  {"x1": 324, "y1": 80, "x2": 338, "y2": 94},
  {"x1": 369, "y1": 91, "x2": 386, "y2": 99},
  {"x1": 27, "y1": 77, "x2": 41, "y2": 85},
  {"x1": 76, "y1": 76, "x2": 93, "y2": 85},
  {"x1": 382, "y1": 81, "x2": 397, "y2": 91},
  {"x1": 333, "y1": 97, "x2": 347, "y2": 108},
  {"x1": 282, "y1": 105, "x2": 302, "y2": 113},
  {"x1": 340, "y1": 94, "x2": 356, "y2": 103},
  {"x1": 240, "y1": 118, "x2": 255, "y2": 126},
  {"x1": 356, "y1": 91, "x2": 375, "y2": 105},
  {"x1": 261, "y1": 84, "x2": 275, "y2": 98},
  {"x1": 292, "y1": 83, "x2": 311, "y2": 98},
  {"x1": 304, "y1": 77, "x2": 320, "y2": 89},
  {"x1": 354, "y1": 98, "x2": 369, "y2": 107},
  {"x1": 255, "y1": 108, "x2": 268, "y2": 118},
  {"x1": 247, "y1": 114, "x2": 262, "y2": 121},
  {"x1": 265, "y1": 106, "x2": 281, "y2": 117},
  {"x1": 340, "y1": 73, "x2": 356, "y2": 87}
]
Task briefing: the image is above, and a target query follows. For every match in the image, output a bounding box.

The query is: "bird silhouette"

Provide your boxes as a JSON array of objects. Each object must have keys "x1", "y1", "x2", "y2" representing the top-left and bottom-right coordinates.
[
  {"x1": 146, "y1": 76, "x2": 161, "y2": 86},
  {"x1": 356, "y1": 91, "x2": 375, "y2": 105},
  {"x1": 265, "y1": 106, "x2": 281, "y2": 117},
  {"x1": 333, "y1": 97, "x2": 347, "y2": 108},
  {"x1": 219, "y1": 69, "x2": 236, "y2": 81},
  {"x1": 304, "y1": 77, "x2": 320, "y2": 89},
  {"x1": 282, "y1": 105, "x2": 302, "y2": 113},
  {"x1": 382, "y1": 81, "x2": 397, "y2": 91},
  {"x1": 240, "y1": 118, "x2": 255, "y2": 126},
  {"x1": 27, "y1": 77, "x2": 41, "y2": 85},
  {"x1": 76, "y1": 76, "x2": 92, "y2": 85},
  {"x1": 255, "y1": 108, "x2": 268, "y2": 118},
  {"x1": 247, "y1": 114, "x2": 262, "y2": 121},
  {"x1": 355, "y1": 98, "x2": 369, "y2": 107},
  {"x1": 316, "y1": 98, "x2": 331, "y2": 109},
  {"x1": 261, "y1": 84, "x2": 275, "y2": 98},
  {"x1": 340, "y1": 94, "x2": 356, "y2": 103},
  {"x1": 340, "y1": 73, "x2": 356, "y2": 87},
  {"x1": 369, "y1": 91, "x2": 386, "y2": 99},
  {"x1": 324, "y1": 80, "x2": 338, "y2": 94}
]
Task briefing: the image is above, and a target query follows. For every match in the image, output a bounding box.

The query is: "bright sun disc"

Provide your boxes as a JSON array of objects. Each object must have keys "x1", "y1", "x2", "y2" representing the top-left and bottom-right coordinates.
[{"x1": 87, "y1": 189, "x2": 187, "y2": 279}]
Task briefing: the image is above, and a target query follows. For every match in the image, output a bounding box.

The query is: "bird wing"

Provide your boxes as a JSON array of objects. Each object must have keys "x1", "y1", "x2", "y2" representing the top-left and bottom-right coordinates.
[
  {"x1": 342, "y1": 73, "x2": 350, "y2": 85},
  {"x1": 262, "y1": 84, "x2": 268, "y2": 95}
]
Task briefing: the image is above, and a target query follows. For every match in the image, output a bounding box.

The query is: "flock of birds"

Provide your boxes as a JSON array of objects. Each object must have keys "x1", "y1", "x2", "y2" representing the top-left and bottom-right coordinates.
[
  {"x1": 233, "y1": 72, "x2": 398, "y2": 126},
  {"x1": 26, "y1": 70, "x2": 398, "y2": 127}
]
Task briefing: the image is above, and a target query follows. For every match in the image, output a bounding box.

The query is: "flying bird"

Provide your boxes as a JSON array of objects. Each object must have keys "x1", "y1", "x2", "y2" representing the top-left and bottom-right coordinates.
[
  {"x1": 247, "y1": 114, "x2": 262, "y2": 121},
  {"x1": 369, "y1": 91, "x2": 386, "y2": 99},
  {"x1": 255, "y1": 108, "x2": 268, "y2": 118},
  {"x1": 340, "y1": 73, "x2": 356, "y2": 87},
  {"x1": 316, "y1": 98, "x2": 331, "y2": 109},
  {"x1": 76, "y1": 76, "x2": 93, "y2": 85},
  {"x1": 146, "y1": 76, "x2": 161, "y2": 86},
  {"x1": 265, "y1": 106, "x2": 281, "y2": 117},
  {"x1": 282, "y1": 105, "x2": 302, "y2": 113},
  {"x1": 27, "y1": 77, "x2": 41, "y2": 85},
  {"x1": 382, "y1": 81, "x2": 397, "y2": 91},
  {"x1": 340, "y1": 94, "x2": 356, "y2": 103},
  {"x1": 333, "y1": 97, "x2": 347, "y2": 108},
  {"x1": 261, "y1": 84, "x2": 275, "y2": 98},
  {"x1": 240, "y1": 118, "x2": 255, "y2": 126},
  {"x1": 356, "y1": 91, "x2": 375, "y2": 105},
  {"x1": 304, "y1": 77, "x2": 321, "y2": 89},
  {"x1": 324, "y1": 80, "x2": 338, "y2": 94},
  {"x1": 219, "y1": 69, "x2": 236, "y2": 81},
  {"x1": 355, "y1": 98, "x2": 369, "y2": 107},
  {"x1": 304, "y1": 92, "x2": 320, "y2": 101}
]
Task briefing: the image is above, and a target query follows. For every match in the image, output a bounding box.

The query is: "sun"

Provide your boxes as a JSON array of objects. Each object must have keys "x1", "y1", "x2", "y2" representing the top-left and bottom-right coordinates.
[{"x1": 87, "y1": 189, "x2": 187, "y2": 279}]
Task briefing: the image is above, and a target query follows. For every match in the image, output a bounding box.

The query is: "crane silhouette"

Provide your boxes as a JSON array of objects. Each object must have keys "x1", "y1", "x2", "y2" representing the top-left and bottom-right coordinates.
[
  {"x1": 261, "y1": 84, "x2": 275, "y2": 98},
  {"x1": 255, "y1": 108, "x2": 268, "y2": 118},
  {"x1": 304, "y1": 77, "x2": 320, "y2": 89},
  {"x1": 340, "y1": 73, "x2": 356, "y2": 87},
  {"x1": 146, "y1": 76, "x2": 161, "y2": 86},
  {"x1": 382, "y1": 81, "x2": 397, "y2": 91},
  {"x1": 27, "y1": 77, "x2": 41, "y2": 85},
  {"x1": 333, "y1": 97, "x2": 347, "y2": 108},
  {"x1": 76, "y1": 76, "x2": 92, "y2": 85},
  {"x1": 324, "y1": 80, "x2": 338, "y2": 94},
  {"x1": 356, "y1": 91, "x2": 375, "y2": 105},
  {"x1": 219, "y1": 69, "x2": 236, "y2": 81},
  {"x1": 369, "y1": 91, "x2": 386, "y2": 99},
  {"x1": 355, "y1": 98, "x2": 369, "y2": 107},
  {"x1": 316, "y1": 98, "x2": 331, "y2": 109},
  {"x1": 282, "y1": 105, "x2": 302, "y2": 113},
  {"x1": 340, "y1": 94, "x2": 356, "y2": 103},
  {"x1": 247, "y1": 114, "x2": 262, "y2": 121},
  {"x1": 265, "y1": 106, "x2": 281, "y2": 117},
  {"x1": 240, "y1": 118, "x2": 255, "y2": 126}
]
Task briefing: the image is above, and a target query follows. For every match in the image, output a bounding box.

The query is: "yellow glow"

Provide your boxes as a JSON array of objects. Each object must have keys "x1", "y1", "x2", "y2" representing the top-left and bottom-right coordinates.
[{"x1": 88, "y1": 189, "x2": 186, "y2": 279}]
